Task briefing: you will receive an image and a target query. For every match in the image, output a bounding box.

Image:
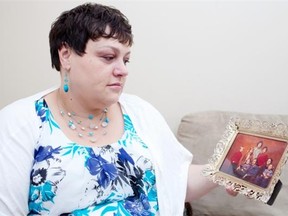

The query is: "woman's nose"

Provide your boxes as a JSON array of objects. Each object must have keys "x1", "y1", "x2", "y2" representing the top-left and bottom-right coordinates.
[{"x1": 113, "y1": 61, "x2": 128, "y2": 77}]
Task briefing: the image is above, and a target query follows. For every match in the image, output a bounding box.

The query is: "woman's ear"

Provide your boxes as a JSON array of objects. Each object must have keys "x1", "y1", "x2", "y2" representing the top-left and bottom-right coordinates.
[{"x1": 58, "y1": 44, "x2": 72, "y2": 71}]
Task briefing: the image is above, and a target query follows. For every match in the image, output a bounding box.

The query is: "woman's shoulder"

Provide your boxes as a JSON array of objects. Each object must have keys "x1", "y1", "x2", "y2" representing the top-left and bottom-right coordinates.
[{"x1": 0, "y1": 87, "x2": 56, "y2": 125}]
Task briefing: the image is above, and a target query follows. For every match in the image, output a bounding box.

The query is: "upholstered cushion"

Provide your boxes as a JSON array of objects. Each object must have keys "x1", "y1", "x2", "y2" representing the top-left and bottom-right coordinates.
[{"x1": 177, "y1": 111, "x2": 288, "y2": 216}]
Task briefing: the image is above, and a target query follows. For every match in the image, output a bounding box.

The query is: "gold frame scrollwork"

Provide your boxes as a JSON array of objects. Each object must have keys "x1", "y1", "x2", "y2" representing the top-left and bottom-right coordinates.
[{"x1": 203, "y1": 118, "x2": 288, "y2": 203}]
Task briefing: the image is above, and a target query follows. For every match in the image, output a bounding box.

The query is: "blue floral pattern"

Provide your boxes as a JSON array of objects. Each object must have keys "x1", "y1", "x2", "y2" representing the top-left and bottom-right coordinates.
[{"x1": 28, "y1": 99, "x2": 158, "y2": 215}]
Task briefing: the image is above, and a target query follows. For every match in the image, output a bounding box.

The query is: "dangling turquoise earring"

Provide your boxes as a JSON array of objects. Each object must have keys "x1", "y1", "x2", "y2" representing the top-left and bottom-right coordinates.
[{"x1": 63, "y1": 73, "x2": 69, "y2": 93}]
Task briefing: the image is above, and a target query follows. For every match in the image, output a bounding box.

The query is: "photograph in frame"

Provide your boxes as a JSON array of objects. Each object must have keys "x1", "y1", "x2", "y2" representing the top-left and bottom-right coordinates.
[{"x1": 203, "y1": 118, "x2": 288, "y2": 204}]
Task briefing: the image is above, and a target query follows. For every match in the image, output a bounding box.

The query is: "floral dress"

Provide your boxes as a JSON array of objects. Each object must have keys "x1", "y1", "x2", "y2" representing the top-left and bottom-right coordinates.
[{"x1": 28, "y1": 99, "x2": 159, "y2": 215}]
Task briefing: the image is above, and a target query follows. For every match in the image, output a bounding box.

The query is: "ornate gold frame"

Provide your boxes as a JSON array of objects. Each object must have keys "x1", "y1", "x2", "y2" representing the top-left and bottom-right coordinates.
[{"x1": 203, "y1": 118, "x2": 288, "y2": 203}]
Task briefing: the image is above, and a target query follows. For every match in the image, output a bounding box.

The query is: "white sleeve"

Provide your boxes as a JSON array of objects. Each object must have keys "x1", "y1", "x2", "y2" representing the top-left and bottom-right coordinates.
[
  {"x1": 138, "y1": 101, "x2": 193, "y2": 215},
  {"x1": 0, "y1": 99, "x2": 40, "y2": 215}
]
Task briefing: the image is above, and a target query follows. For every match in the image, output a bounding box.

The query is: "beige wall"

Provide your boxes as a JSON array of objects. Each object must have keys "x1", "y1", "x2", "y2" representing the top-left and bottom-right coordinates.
[{"x1": 1, "y1": 0, "x2": 288, "y2": 132}]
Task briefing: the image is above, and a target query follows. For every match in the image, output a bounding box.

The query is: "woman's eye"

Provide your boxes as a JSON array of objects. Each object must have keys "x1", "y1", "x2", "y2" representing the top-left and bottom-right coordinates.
[
  {"x1": 124, "y1": 59, "x2": 130, "y2": 65},
  {"x1": 103, "y1": 56, "x2": 115, "y2": 61}
]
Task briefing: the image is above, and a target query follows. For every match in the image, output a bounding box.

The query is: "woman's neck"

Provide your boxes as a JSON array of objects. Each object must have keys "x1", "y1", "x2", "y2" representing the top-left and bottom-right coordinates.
[{"x1": 57, "y1": 89, "x2": 107, "y2": 118}]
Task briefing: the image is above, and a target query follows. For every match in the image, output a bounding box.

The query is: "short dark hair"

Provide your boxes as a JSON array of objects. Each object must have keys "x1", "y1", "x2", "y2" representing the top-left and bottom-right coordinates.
[{"x1": 49, "y1": 3, "x2": 133, "y2": 71}]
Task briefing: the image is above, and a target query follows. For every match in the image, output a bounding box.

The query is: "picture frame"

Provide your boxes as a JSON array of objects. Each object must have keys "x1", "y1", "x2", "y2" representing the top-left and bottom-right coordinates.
[{"x1": 203, "y1": 117, "x2": 288, "y2": 204}]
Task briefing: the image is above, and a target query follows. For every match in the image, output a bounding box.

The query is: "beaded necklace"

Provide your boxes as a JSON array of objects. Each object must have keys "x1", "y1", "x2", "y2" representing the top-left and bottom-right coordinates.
[{"x1": 57, "y1": 100, "x2": 109, "y2": 143}]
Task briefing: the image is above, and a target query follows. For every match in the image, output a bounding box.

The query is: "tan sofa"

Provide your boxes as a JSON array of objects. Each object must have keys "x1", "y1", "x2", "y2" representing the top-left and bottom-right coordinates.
[{"x1": 177, "y1": 111, "x2": 288, "y2": 216}]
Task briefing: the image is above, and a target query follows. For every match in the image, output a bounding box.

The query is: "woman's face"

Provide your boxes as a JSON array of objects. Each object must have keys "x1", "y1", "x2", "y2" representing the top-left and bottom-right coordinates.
[
  {"x1": 65, "y1": 38, "x2": 131, "y2": 108},
  {"x1": 262, "y1": 147, "x2": 267, "y2": 153}
]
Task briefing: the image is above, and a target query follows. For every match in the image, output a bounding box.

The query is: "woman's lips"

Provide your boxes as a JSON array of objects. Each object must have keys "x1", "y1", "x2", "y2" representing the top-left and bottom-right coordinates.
[{"x1": 107, "y1": 82, "x2": 122, "y2": 91}]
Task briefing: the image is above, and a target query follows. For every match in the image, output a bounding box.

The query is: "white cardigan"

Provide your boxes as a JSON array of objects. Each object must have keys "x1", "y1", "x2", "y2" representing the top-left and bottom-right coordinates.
[{"x1": 0, "y1": 88, "x2": 192, "y2": 216}]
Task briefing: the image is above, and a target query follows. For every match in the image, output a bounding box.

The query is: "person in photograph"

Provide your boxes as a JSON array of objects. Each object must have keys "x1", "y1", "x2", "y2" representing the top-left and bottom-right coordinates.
[
  {"x1": 256, "y1": 157, "x2": 273, "y2": 178},
  {"x1": 242, "y1": 158, "x2": 260, "y2": 182},
  {"x1": 220, "y1": 146, "x2": 244, "y2": 176},
  {"x1": 230, "y1": 146, "x2": 244, "y2": 172},
  {"x1": 241, "y1": 146, "x2": 253, "y2": 164},
  {"x1": 257, "y1": 146, "x2": 269, "y2": 167},
  {"x1": 254, "y1": 164, "x2": 274, "y2": 188},
  {"x1": 252, "y1": 141, "x2": 263, "y2": 160},
  {"x1": 235, "y1": 158, "x2": 252, "y2": 178}
]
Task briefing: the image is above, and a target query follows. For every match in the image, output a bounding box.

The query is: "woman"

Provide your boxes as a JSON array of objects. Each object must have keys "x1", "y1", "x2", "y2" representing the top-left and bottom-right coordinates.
[
  {"x1": 0, "y1": 3, "x2": 229, "y2": 215},
  {"x1": 252, "y1": 141, "x2": 263, "y2": 160}
]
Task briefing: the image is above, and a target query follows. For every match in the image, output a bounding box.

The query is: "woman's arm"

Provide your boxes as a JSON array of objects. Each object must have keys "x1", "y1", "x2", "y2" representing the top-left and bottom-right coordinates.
[
  {"x1": 0, "y1": 100, "x2": 40, "y2": 215},
  {"x1": 186, "y1": 164, "x2": 238, "y2": 202},
  {"x1": 185, "y1": 164, "x2": 218, "y2": 202}
]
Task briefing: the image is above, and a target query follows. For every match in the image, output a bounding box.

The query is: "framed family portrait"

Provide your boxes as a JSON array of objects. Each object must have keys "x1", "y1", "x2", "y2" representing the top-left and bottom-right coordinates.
[{"x1": 203, "y1": 118, "x2": 288, "y2": 204}]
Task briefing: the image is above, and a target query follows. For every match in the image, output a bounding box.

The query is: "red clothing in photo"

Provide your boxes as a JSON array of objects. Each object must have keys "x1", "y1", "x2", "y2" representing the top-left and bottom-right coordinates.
[
  {"x1": 231, "y1": 151, "x2": 242, "y2": 164},
  {"x1": 257, "y1": 153, "x2": 268, "y2": 166}
]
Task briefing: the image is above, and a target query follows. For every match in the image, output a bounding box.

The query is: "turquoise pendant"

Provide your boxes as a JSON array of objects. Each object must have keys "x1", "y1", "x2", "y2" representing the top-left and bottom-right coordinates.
[{"x1": 63, "y1": 84, "x2": 69, "y2": 93}]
